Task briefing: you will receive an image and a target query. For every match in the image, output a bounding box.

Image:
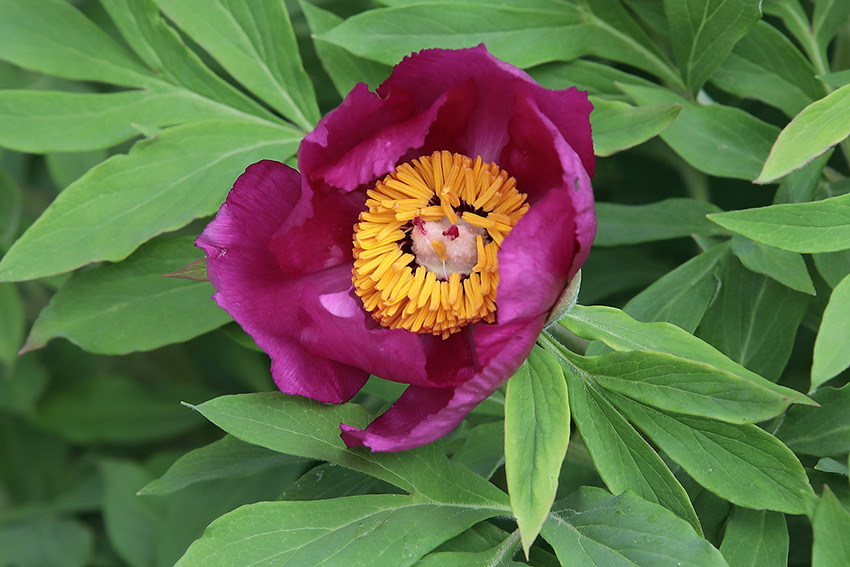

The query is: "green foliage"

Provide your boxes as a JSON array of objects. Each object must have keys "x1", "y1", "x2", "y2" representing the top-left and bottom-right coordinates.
[{"x1": 2, "y1": 0, "x2": 849, "y2": 565}]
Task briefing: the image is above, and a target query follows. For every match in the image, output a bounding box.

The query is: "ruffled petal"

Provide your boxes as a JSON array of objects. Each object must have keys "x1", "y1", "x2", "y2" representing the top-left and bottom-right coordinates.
[
  {"x1": 196, "y1": 161, "x2": 369, "y2": 403},
  {"x1": 340, "y1": 315, "x2": 544, "y2": 452}
]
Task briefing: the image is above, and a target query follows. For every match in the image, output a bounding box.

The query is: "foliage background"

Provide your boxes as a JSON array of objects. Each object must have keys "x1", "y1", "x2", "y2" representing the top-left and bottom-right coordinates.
[{"x1": 1, "y1": 0, "x2": 849, "y2": 566}]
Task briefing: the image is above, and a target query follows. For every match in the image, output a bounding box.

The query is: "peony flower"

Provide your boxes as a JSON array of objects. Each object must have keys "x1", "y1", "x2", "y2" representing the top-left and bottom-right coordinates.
[{"x1": 196, "y1": 45, "x2": 596, "y2": 452}]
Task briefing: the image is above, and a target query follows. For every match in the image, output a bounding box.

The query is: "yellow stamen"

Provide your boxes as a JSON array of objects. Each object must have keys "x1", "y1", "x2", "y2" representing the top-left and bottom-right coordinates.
[{"x1": 351, "y1": 151, "x2": 528, "y2": 337}]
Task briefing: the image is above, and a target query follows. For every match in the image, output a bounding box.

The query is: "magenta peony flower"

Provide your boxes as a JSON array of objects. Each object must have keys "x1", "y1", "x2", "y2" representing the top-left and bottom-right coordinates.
[{"x1": 196, "y1": 46, "x2": 596, "y2": 452}]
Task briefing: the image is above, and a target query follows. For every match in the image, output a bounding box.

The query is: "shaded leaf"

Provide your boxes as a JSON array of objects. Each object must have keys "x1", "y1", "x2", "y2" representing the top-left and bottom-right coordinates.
[
  {"x1": 595, "y1": 198, "x2": 725, "y2": 246},
  {"x1": 590, "y1": 99, "x2": 680, "y2": 156},
  {"x1": 719, "y1": 507, "x2": 788, "y2": 567},
  {"x1": 0, "y1": 516, "x2": 93, "y2": 567},
  {"x1": 731, "y1": 235, "x2": 815, "y2": 295},
  {"x1": 776, "y1": 384, "x2": 850, "y2": 457},
  {"x1": 812, "y1": 487, "x2": 850, "y2": 567},
  {"x1": 665, "y1": 0, "x2": 762, "y2": 94}
]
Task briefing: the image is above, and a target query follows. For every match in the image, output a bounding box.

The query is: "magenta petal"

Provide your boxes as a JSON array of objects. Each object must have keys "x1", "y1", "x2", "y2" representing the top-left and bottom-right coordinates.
[
  {"x1": 340, "y1": 316, "x2": 544, "y2": 452},
  {"x1": 196, "y1": 161, "x2": 369, "y2": 403}
]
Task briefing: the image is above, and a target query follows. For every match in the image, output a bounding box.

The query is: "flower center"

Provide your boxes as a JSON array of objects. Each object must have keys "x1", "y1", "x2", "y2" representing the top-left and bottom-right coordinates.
[{"x1": 351, "y1": 151, "x2": 529, "y2": 338}]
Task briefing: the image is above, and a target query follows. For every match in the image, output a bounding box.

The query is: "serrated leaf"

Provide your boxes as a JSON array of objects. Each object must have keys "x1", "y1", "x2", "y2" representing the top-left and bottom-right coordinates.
[
  {"x1": 620, "y1": 83, "x2": 779, "y2": 180},
  {"x1": 595, "y1": 198, "x2": 726, "y2": 246},
  {"x1": 157, "y1": 0, "x2": 319, "y2": 130},
  {"x1": 708, "y1": 193, "x2": 850, "y2": 253},
  {"x1": 0, "y1": 0, "x2": 154, "y2": 87},
  {"x1": 0, "y1": 88, "x2": 255, "y2": 153},
  {"x1": 608, "y1": 393, "x2": 815, "y2": 515},
  {"x1": 563, "y1": 368, "x2": 701, "y2": 533},
  {"x1": 175, "y1": 494, "x2": 498, "y2": 567},
  {"x1": 756, "y1": 84, "x2": 850, "y2": 183},
  {"x1": 719, "y1": 507, "x2": 788, "y2": 567},
  {"x1": 139, "y1": 435, "x2": 302, "y2": 496},
  {"x1": 665, "y1": 0, "x2": 762, "y2": 94},
  {"x1": 776, "y1": 384, "x2": 850, "y2": 457},
  {"x1": 711, "y1": 21, "x2": 823, "y2": 117},
  {"x1": 505, "y1": 347, "x2": 569, "y2": 556},
  {"x1": 730, "y1": 235, "x2": 815, "y2": 294},
  {"x1": 21, "y1": 237, "x2": 231, "y2": 354},
  {"x1": 540, "y1": 487, "x2": 727, "y2": 567},
  {"x1": 812, "y1": 487, "x2": 850, "y2": 567},
  {"x1": 812, "y1": 273, "x2": 850, "y2": 388},
  {"x1": 696, "y1": 254, "x2": 810, "y2": 380},
  {"x1": 192, "y1": 392, "x2": 509, "y2": 508},
  {"x1": 0, "y1": 120, "x2": 300, "y2": 282}
]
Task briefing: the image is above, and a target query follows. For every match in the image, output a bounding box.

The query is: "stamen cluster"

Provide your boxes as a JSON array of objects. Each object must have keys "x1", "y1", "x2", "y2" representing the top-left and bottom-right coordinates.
[{"x1": 352, "y1": 151, "x2": 529, "y2": 338}]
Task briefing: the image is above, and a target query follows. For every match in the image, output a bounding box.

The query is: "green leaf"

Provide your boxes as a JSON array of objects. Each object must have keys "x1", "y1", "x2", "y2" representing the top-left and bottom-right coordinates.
[
  {"x1": 577, "y1": 247, "x2": 673, "y2": 305},
  {"x1": 100, "y1": 460, "x2": 163, "y2": 567},
  {"x1": 0, "y1": 119, "x2": 301, "y2": 282},
  {"x1": 175, "y1": 494, "x2": 498, "y2": 567},
  {"x1": 707, "y1": 193, "x2": 850, "y2": 253},
  {"x1": 711, "y1": 21, "x2": 823, "y2": 117},
  {"x1": 814, "y1": 249, "x2": 850, "y2": 287},
  {"x1": 623, "y1": 243, "x2": 729, "y2": 333},
  {"x1": 812, "y1": 487, "x2": 850, "y2": 567},
  {"x1": 540, "y1": 487, "x2": 727, "y2": 567},
  {"x1": 20, "y1": 237, "x2": 231, "y2": 354},
  {"x1": 300, "y1": 1, "x2": 391, "y2": 97},
  {"x1": 418, "y1": 533, "x2": 525, "y2": 567},
  {"x1": 559, "y1": 304, "x2": 812, "y2": 408},
  {"x1": 0, "y1": 165, "x2": 21, "y2": 246},
  {"x1": 99, "y1": 0, "x2": 279, "y2": 122},
  {"x1": 0, "y1": 355, "x2": 47, "y2": 417},
  {"x1": 696, "y1": 254, "x2": 810, "y2": 380},
  {"x1": 812, "y1": 273, "x2": 850, "y2": 388},
  {"x1": 776, "y1": 384, "x2": 850, "y2": 457},
  {"x1": 756, "y1": 84, "x2": 850, "y2": 183},
  {"x1": 157, "y1": 0, "x2": 319, "y2": 130},
  {"x1": 280, "y1": 462, "x2": 401, "y2": 501},
  {"x1": 139, "y1": 435, "x2": 302, "y2": 496},
  {"x1": 608, "y1": 393, "x2": 815, "y2": 515},
  {"x1": 563, "y1": 368, "x2": 701, "y2": 533},
  {"x1": 35, "y1": 374, "x2": 203, "y2": 444},
  {"x1": 594, "y1": 198, "x2": 726, "y2": 246},
  {"x1": 530, "y1": 59, "x2": 658, "y2": 98},
  {"x1": 451, "y1": 421, "x2": 505, "y2": 479},
  {"x1": 0, "y1": 283, "x2": 23, "y2": 369},
  {"x1": 774, "y1": 150, "x2": 831, "y2": 204},
  {"x1": 719, "y1": 507, "x2": 788, "y2": 567},
  {"x1": 560, "y1": 347, "x2": 801, "y2": 424},
  {"x1": 730, "y1": 235, "x2": 815, "y2": 294},
  {"x1": 0, "y1": 0, "x2": 155, "y2": 87},
  {"x1": 0, "y1": 88, "x2": 258, "y2": 153},
  {"x1": 505, "y1": 347, "x2": 569, "y2": 556},
  {"x1": 813, "y1": 0, "x2": 850, "y2": 54},
  {"x1": 192, "y1": 392, "x2": 510, "y2": 508},
  {"x1": 0, "y1": 517, "x2": 93, "y2": 567},
  {"x1": 620, "y1": 83, "x2": 779, "y2": 180},
  {"x1": 665, "y1": 0, "x2": 762, "y2": 94},
  {"x1": 590, "y1": 99, "x2": 680, "y2": 156},
  {"x1": 815, "y1": 457, "x2": 848, "y2": 476},
  {"x1": 45, "y1": 150, "x2": 108, "y2": 190},
  {"x1": 319, "y1": 1, "x2": 681, "y2": 85}
]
